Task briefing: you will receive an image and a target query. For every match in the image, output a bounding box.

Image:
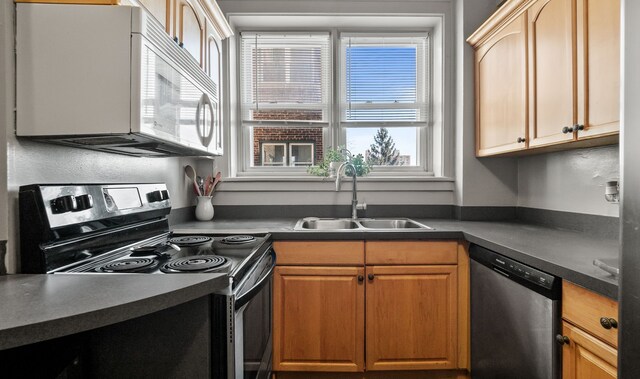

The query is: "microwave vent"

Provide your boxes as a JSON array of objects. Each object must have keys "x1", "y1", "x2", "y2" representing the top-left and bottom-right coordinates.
[{"x1": 67, "y1": 136, "x2": 138, "y2": 146}]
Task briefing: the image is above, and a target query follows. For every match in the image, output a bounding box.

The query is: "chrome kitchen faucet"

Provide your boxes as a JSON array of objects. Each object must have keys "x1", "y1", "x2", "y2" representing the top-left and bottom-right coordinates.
[{"x1": 335, "y1": 149, "x2": 367, "y2": 219}]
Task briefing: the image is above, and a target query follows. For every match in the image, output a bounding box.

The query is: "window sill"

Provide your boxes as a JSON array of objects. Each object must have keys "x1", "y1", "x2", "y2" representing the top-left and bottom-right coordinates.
[
  {"x1": 224, "y1": 175, "x2": 454, "y2": 182},
  {"x1": 217, "y1": 175, "x2": 455, "y2": 193}
]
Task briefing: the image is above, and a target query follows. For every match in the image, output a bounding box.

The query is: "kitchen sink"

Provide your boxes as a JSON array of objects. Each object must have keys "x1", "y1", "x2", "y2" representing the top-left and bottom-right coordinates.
[
  {"x1": 358, "y1": 219, "x2": 429, "y2": 229},
  {"x1": 294, "y1": 218, "x2": 432, "y2": 231},
  {"x1": 297, "y1": 218, "x2": 360, "y2": 230}
]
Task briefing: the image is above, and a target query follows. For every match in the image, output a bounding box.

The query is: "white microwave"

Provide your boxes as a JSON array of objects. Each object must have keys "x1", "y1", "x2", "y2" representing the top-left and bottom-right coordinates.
[{"x1": 16, "y1": 4, "x2": 222, "y2": 157}]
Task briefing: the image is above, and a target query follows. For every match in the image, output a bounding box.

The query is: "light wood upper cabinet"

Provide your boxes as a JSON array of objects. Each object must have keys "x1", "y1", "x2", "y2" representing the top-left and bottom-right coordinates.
[
  {"x1": 528, "y1": 0, "x2": 576, "y2": 148},
  {"x1": 205, "y1": 20, "x2": 222, "y2": 84},
  {"x1": 475, "y1": 13, "x2": 528, "y2": 156},
  {"x1": 273, "y1": 266, "x2": 365, "y2": 372},
  {"x1": 176, "y1": 0, "x2": 204, "y2": 66},
  {"x1": 468, "y1": 0, "x2": 620, "y2": 156},
  {"x1": 561, "y1": 322, "x2": 617, "y2": 379},
  {"x1": 365, "y1": 265, "x2": 458, "y2": 371},
  {"x1": 576, "y1": 0, "x2": 620, "y2": 140}
]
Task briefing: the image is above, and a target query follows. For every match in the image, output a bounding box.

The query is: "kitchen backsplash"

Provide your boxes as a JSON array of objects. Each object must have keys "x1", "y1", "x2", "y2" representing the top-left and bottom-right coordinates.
[{"x1": 518, "y1": 145, "x2": 620, "y2": 217}]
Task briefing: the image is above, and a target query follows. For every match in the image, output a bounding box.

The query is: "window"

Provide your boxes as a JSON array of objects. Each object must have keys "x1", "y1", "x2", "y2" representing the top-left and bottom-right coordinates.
[
  {"x1": 289, "y1": 143, "x2": 314, "y2": 166},
  {"x1": 261, "y1": 143, "x2": 286, "y2": 166},
  {"x1": 258, "y1": 141, "x2": 315, "y2": 167},
  {"x1": 341, "y1": 34, "x2": 429, "y2": 169},
  {"x1": 239, "y1": 31, "x2": 430, "y2": 174}
]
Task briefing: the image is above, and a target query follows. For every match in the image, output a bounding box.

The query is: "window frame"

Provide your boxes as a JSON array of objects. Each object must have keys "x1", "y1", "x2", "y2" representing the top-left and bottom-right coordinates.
[
  {"x1": 235, "y1": 28, "x2": 435, "y2": 177},
  {"x1": 260, "y1": 142, "x2": 288, "y2": 166},
  {"x1": 289, "y1": 142, "x2": 315, "y2": 166}
]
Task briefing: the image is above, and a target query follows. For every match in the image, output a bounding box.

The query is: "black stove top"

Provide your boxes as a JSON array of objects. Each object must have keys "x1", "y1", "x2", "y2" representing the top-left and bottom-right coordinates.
[{"x1": 84, "y1": 233, "x2": 271, "y2": 285}]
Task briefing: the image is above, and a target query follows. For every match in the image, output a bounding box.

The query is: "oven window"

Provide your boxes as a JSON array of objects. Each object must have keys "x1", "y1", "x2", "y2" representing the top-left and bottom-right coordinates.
[{"x1": 242, "y1": 276, "x2": 272, "y2": 379}]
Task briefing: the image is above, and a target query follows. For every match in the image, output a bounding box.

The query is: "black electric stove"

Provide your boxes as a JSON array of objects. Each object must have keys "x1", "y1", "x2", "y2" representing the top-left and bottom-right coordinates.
[
  {"x1": 19, "y1": 183, "x2": 275, "y2": 379},
  {"x1": 18, "y1": 183, "x2": 272, "y2": 282}
]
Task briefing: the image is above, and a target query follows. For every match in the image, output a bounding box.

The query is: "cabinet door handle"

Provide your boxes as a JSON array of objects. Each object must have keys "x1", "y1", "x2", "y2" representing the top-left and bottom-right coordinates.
[
  {"x1": 357, "y1": 275, "x2": 364, "y2": 283},
  {"x1": 562, "y1": 126, "x2": 574, "y2": 134},
  {"x1": 600, "y1": 317, "x2": 618, "y2": 329},
  {"x1": 517, "y1": 137, "x2": 526, "y2": 143},
  {"x1": 574, "y1": 124, "x2": 585, "y2": 132},
  {"x1": 555, "y1": 334, "x2": 570, "y2": 345},
  {"x1": 368, "y1": 273, "x2": 374, "y2": 281}
]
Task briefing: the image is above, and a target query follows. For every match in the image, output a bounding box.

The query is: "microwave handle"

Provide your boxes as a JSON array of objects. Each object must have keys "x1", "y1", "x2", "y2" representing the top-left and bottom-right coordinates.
[
  {"x1": 195, "y1": 94, "x2": 214, "y2": 147},
  {"x1": 215, "y1": 101, "x2": 222, "y2": 152}
]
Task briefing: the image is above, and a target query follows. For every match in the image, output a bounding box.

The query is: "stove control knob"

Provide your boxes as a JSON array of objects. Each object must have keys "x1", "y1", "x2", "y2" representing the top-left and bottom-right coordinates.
[
  {"x1": 147, "y1": 190, "x2": 168, "y2": 203},
  {"x1": 51, "y1": 195, "x2": 77, "y2": 214},
  {"x1": 74, "y1": 194, "x2": 94, "y2": 211}
]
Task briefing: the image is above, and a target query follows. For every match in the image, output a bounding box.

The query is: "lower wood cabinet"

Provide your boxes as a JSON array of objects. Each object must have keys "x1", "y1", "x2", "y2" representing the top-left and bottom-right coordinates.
[
  {"x1": 561, "y1": 281, "x2": 619, "y2": 379},
  {"x1": 561, "y1": 322, "x2": 617, "y2": 379},
  {"x1": 273, "y1": 266, "x2": 365, "y2": 372},
  {"x1": 366, "y1": 265, "x2": 458, "y2": 370},
  {"x1": 272, "y1": 240, "x2": 469, "y2": 376}
]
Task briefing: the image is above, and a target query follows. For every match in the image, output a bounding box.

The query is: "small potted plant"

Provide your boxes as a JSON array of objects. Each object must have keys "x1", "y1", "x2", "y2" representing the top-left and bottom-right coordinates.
[{"x1": 307, "y1": 147, "x2": 371, "y2": 177}]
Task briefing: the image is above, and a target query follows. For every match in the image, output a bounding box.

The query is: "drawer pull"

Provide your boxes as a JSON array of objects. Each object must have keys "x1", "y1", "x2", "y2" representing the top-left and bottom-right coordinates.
[
  {"x1": 600, "y1": 317, "x2": 618, "y2": 329},
  {"x1": 556, "y1": 334, "x2": 570, "y2": 345}
]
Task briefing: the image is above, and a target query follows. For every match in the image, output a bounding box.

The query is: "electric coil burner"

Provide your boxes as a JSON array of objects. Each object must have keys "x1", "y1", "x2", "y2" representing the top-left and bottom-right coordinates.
[
  {"x1": 220, "y1": 235, "x2": 255, "y2": 245},
  {"x1": 169, "y1": 235, "x2": 213, "y2": 247},
  {"x1": 161, "y1": 255, "x2": 229, "y2": 273},
  {"x1": 19, "y1": 183, "x2": 275, "y2": 379},
  {"x1": 98, "y1": 258, "x2": 159, "y2": 273}
]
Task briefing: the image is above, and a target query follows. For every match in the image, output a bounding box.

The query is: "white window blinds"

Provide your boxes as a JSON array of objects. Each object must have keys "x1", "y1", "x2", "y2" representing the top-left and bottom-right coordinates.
[
  {"x1": 240, "y1": 33, "x2": 331, "y2": 124},
  {"x1": 340, "y1": 34, "x2": 429, "y2": 124}
]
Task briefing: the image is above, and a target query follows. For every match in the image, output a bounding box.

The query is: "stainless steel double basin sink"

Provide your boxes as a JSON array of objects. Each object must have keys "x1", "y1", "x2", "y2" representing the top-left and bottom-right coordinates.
[{"x1": 293, "y1": 217, "x2": 432, "y2": 231}]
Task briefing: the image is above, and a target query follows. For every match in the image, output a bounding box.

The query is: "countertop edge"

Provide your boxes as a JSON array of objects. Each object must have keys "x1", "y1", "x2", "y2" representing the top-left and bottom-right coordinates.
[
  {"x1": 173, "y1": 219, "x2": 619, "y2": 300},
  {"x1": 0, "y1": 274, "x2": 227, "y2": 351}
]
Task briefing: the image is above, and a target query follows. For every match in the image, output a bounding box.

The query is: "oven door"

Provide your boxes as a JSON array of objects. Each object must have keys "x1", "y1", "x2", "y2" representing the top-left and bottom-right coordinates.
[{"x1": 233, "y1": 248, "x2": 275, "y2": 379}]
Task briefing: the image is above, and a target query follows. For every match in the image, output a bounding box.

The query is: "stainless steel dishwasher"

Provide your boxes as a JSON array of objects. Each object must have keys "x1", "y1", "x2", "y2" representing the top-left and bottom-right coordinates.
[{"x1": 470, "y1": 244, "x2": 561, "y2": 379}]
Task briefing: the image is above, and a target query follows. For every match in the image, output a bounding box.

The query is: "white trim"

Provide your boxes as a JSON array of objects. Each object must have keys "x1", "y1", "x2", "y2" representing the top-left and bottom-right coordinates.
[{"x1": 227, "y1": 12, "x2": 451, "y2": 179}]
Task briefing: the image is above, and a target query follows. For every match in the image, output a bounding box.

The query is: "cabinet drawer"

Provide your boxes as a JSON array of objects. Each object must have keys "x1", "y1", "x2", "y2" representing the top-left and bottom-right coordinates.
[
  {"x1": 562, "y1": 281, "x2": 618, "y2": 347},
  {"x1": 273, "y1": 241, "x2": 364, "y2": 266},
  {"x1": 365, "y1": 241, "x2": 458, "y2": 265}
]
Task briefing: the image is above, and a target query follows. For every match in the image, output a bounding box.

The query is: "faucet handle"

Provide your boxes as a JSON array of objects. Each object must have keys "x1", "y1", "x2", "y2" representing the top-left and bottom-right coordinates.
[{"x1": 356, "y1": 201, "x2": 367, "y2": 210}]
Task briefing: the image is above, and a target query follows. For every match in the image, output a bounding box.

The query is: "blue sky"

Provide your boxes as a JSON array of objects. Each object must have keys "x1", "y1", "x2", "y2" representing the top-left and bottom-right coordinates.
[{"x1": 344, "y1": 46, "x2": 419, "y2": 165}]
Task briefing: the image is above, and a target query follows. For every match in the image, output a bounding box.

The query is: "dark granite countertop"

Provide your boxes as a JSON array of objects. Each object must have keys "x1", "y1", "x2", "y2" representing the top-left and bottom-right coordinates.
[
  {"x1": 173, "y1": 218, "x2": 619, "y2": 300},
  {"x1": 0, "y1": 273, "x2": 228, "y2": 351}
]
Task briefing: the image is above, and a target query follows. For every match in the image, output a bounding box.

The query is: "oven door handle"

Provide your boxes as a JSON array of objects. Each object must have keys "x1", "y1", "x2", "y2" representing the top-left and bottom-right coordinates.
[{"x1": 235, "y1": 250, "x2": 276, "y2": 310}]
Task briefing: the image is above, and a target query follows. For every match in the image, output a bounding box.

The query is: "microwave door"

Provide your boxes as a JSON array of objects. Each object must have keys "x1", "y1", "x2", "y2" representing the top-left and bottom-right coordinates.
[{"x1": 134, "y1": 35, "x2": 214, "y2": 153}]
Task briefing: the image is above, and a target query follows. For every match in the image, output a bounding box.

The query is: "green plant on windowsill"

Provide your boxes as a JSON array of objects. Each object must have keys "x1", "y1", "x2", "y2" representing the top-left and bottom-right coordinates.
[{"x1": 307, "y1": 147, "x2": 372, "y2": 177}]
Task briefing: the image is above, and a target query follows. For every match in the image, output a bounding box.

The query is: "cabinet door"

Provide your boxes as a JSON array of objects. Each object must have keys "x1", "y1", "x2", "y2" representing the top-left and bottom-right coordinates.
[
  {"x1": 576, "y1": 0, "x2": 620, "y2": 139},
  {"x1": 273, "y1": 266, "x2": 365, "y2": 372},
  {"x1": 528, "y1": 0, "x2": 576, "y2": 148},
  {"x1": 561, "y1": 322, "x2": 617, "y2": 379},
  {"x1": 137, "y1": 0, "x2": 171, "y2": 33},
  {"x1": 366, "y1": 265, "x2": 458, "y2": 371},
  {"x1": 176, "y1": 0, "x2": 204, "y2": 66},
  {"x1": 475, "y1": 13, "x2": 528, "y2": 156}
]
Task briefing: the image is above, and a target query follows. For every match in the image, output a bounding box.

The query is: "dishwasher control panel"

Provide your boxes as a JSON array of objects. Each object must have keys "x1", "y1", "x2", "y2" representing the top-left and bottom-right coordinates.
[
  {"x1": 491, "y1": 255, "x2": 555, "y2": 290},
  {"x1": 470, "y1": 244, "x2": 556, "y2": 290}
]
